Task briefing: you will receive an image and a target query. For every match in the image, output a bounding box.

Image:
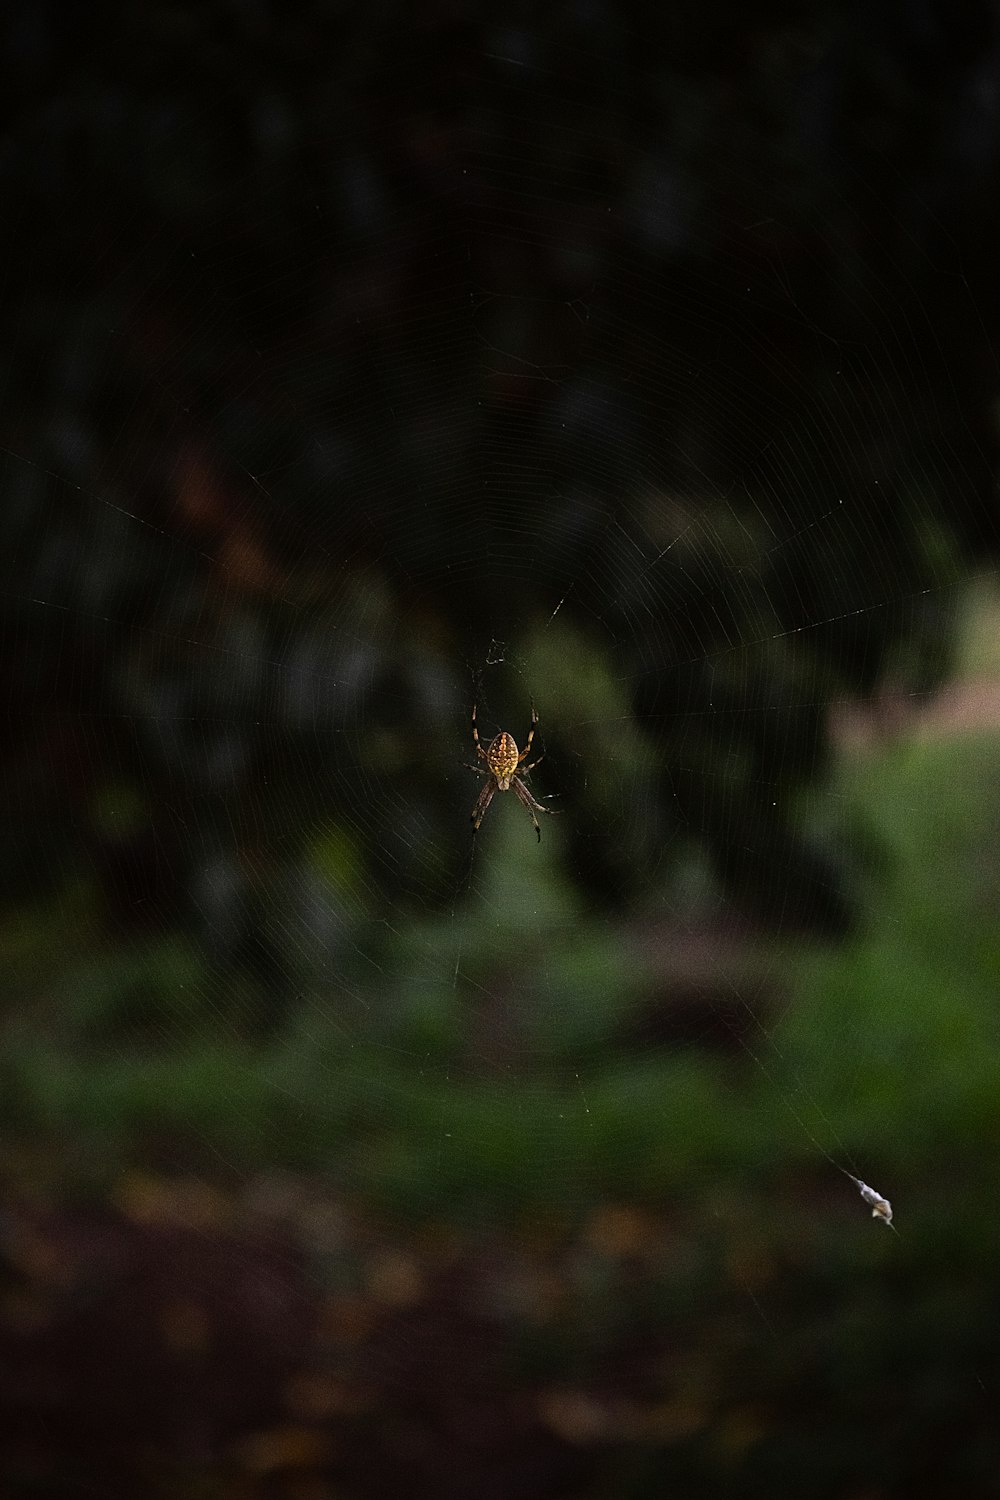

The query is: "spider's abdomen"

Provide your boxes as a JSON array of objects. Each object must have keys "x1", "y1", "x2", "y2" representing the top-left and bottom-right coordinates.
[{"x1": 487, "y1": 732, "x2": 519, "y2": 790}]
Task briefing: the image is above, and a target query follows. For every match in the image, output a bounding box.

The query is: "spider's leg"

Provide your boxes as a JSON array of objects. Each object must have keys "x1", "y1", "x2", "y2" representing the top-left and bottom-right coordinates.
[
  {"x1": 513, "y1": 775, "x2": 558, "y2": 841},
  {"x1": 471, "y1": 779, "x2": 496, "y2": 831},
  {"x1": 514, "y1": 776, "x2": 558, "y2": 814},
  {"x1": 513, "y1": 778, "x2": 540, "y2": 841},
  {"x1": 471, "y1": 703, "x2": 489, "y2": 764},
  {"x1": 517, "y1": 701, "x2": 539, "y2": 764},
  {"x1": 518, "y1": 754, "x2": 544, "y2": 775},
  {"x1": 463, "y1": 763, "x2": 488, "y2": 775}
]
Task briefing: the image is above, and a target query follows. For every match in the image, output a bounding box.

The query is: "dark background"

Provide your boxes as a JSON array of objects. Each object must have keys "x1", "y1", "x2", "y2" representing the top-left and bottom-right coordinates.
[{"x1": 1, "y1": 3, "x2": 999, "y2": 1497}]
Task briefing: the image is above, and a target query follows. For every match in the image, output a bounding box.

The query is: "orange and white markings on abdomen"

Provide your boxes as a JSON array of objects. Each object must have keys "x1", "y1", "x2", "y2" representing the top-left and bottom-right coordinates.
[{"x1": 486, "y1": 732, "x2": 519, "y2": 790}]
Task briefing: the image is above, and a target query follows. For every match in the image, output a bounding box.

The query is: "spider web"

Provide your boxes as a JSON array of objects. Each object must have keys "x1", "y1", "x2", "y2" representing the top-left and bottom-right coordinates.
[{"x1": 2, "y1": 10, "x2": 999, "y2": 1495}]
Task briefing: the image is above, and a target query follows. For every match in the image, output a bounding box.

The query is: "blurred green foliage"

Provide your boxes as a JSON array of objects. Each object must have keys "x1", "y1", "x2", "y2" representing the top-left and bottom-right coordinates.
[
  {"x1": 4, "y1": 659, "x2": 1000, "y2": 1493},
  {"x1": 5, "y1": 677, "x2": 1000, "y2": 1235}
]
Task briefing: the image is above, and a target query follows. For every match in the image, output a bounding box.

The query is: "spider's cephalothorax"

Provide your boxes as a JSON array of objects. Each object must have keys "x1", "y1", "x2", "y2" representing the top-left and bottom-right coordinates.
[{"x1": 465, "y1": 702, "x2": 559, "y2": 842}]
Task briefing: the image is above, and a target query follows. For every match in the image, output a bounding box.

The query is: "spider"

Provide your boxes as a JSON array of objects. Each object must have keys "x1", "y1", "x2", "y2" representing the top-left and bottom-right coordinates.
[{"x1": 465, "y1": 701, "x2": 559, "y2": 842}]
